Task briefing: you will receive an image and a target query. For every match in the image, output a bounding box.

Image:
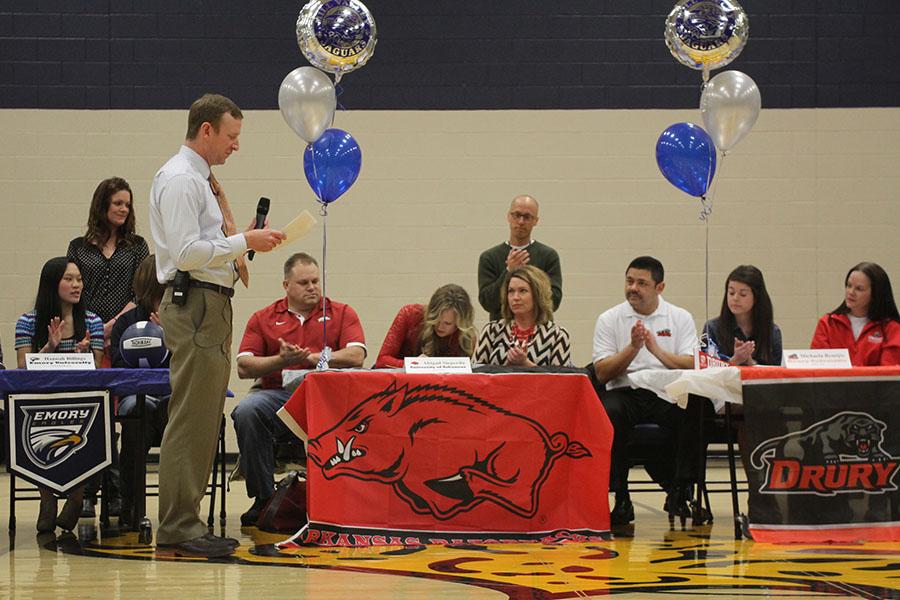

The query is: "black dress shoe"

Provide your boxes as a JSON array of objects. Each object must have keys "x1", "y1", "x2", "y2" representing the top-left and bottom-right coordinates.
[
  {"x1": 158, "y1": 535, "x2": 236, "y2": 558},
  {"x1": 240, "y1": 498, "x2": 268, "y2": 527},
  {"x1": 610, "y1": 495, "x2": 635, "y2": 525},
  {"x1": 203, "y1": 533, "x2": 239, "y2": 549}
]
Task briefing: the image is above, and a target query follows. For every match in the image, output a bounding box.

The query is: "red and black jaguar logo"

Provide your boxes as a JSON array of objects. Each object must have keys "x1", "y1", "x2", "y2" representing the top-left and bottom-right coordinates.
[
  {"x1": 750, "y1": 411, "x2": 899, "y2": 496},
  {"x1": 306, "y1": 383, "x2": 592, "y2": 520}
]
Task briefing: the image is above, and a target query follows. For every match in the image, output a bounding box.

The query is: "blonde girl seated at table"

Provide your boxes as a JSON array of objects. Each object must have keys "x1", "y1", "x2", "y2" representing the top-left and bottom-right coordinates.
[
  {"x1": 15, "y1": 256, "x2": 104, "y2": 532},
  {"x1": 375, "y1": 284, "x2": 477, "y2": 368},
  {"x1": 702, "y1": 265, "x2": 782, "y2": 366},
  {"x1": 474, "y1": 265, "x2": 572, "y2": 367},
  {"x1": 811, "y1": 261, "x2": 900, "y2": 366}
]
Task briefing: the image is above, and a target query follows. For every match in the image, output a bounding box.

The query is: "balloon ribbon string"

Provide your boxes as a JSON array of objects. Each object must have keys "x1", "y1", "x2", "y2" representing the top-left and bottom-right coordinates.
[
  {"x1": 335, "y1": 82, "x2": 345, "y2": 113},
  {"x1": 319, "y1": 201, "x2": 329, "y2": 370},
  {"x1": 704, "y1": 209, "x2": 710, "y2": 331},
  {"x1": 700, "y1": 151, "x2": 726, "y2": 338},
  {"x1": 309, "y1": 141, "x2": 329, "y2": 369}
]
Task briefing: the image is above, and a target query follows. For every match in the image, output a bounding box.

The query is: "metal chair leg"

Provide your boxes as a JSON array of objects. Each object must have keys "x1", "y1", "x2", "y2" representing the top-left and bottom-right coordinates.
[
  {"x1": 219, "y1": 417, "x2": 227, "y2": 525},
  {"x1": 724, "y1": 402, "x2": 742, "y2": 539},
  {"x1": 9, "y1": 472, "x2": 16, "y2": 531}
]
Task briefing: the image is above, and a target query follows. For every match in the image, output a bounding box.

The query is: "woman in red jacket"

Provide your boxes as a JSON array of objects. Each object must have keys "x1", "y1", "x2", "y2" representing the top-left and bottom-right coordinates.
[
  {"x1": 375, "y1": 284, "x2": 477, "y2": 368},
  {"x1": 811, "y1": 262, "x2": 900, "y2": 366}
]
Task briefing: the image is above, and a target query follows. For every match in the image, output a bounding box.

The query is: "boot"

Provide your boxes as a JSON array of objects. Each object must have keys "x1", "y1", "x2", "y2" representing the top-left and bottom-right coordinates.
[
  {"x1": 37, "y1": 488, "x2": 58, "y2": 533},
  {"x1": 57, "y1": 486, "x2": 85, "y2": 531}
]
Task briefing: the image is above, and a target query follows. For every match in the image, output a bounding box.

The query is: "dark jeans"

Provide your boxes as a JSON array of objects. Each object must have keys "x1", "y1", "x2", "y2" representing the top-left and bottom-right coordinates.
[
  {"x1": 118, "y1": 394, "x2": 170, "y2": 514},
  {"x1": 231, "y1": 388, "x2": 294, "y2": 501},
  {"x1": 600, "y1": 387, "x2": 707, "y2": 495}
]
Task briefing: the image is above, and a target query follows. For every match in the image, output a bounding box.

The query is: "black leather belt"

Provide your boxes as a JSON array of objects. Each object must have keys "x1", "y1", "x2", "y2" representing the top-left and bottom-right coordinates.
[{"x1": 189, "y1": 280, "x2": 234, "y2": 298}]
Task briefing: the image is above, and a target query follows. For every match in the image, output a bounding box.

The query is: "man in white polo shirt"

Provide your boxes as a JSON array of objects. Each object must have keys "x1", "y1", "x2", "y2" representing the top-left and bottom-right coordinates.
[{"x1": 592, "y1": 256, "x2": 698, "y2": 525}]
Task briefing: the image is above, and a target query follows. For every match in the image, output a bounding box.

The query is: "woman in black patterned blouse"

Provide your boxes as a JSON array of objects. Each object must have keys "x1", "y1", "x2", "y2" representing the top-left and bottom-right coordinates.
[
  {"x1": 474, "y1": 265, "x2": 572, "y2": 367},
  {"x1": 67, "y1": 177, "x2": 150, "y2": 349},
  {"x1": 67, "y1": 177, "x2": 148, "y2": 517}
]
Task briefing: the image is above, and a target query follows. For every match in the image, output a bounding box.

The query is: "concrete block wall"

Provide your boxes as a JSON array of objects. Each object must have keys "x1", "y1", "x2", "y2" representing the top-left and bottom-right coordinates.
[
  {"x1": 2, "y1": 2, "x2": 899, "y2": 110},
  {"x1": 1, "y1": 107, "x2": 898, "y2": 392}
]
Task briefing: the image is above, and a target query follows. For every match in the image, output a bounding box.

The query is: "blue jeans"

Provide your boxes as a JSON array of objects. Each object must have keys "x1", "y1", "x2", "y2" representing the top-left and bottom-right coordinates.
[{"x1": 231, "y1": 388, "x2": 294, "y2": 501}]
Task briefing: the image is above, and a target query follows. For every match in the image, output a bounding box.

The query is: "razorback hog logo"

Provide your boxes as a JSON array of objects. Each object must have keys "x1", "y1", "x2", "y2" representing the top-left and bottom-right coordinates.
[
  {"x1": 306, "y1": 383, "x2": 592, "y2": 520},
  {"x1": 749, "y1": 411, "x2": 899, "y2": 496}
]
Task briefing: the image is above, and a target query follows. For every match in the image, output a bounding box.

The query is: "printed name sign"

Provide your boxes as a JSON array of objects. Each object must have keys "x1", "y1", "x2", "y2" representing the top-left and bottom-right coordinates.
[
  {"x1": 783, "y1": 349, "x2": 852, "y2": 369},
  {"x1": 25, "y1": 353, "x2": 96, "y2": 370},
  {"x1": 404, "y1": 356, "x2": 473, "y2": 374}
]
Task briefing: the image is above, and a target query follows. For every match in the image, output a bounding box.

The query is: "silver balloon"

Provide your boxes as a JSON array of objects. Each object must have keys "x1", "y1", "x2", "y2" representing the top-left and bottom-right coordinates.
[
  {"x1": 665, "y1": 0, "x2": 749, "y2": 76},
  {"x1": 700, "y1": 70, "x2": 761, "y2": 152},
  {"x1": 278, "y1": 66, "x2": 336, "y2": 144},
  {"x1": 296, "y1": 0, "x2": 377, "y2": 83}
]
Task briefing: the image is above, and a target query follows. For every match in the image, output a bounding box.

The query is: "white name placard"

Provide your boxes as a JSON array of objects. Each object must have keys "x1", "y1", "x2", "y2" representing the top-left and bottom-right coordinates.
[
  {"x1": 25, "y1": 353, "x2": 96, "y2": 370},
  {"x1": 783, "y1": 348, "x2": 852, "y2": 369},
  {"x1": 404, "y1": 356, "x2": 472, "y2": 374}
]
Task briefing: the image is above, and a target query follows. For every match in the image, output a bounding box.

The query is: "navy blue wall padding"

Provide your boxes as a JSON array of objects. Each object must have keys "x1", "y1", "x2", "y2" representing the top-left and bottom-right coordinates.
[{"x1": 1, "y1": 1, "x2": 899, "y2": 109}]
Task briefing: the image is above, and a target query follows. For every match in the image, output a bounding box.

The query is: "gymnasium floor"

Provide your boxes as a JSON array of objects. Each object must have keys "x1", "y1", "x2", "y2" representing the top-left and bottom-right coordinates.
[{"x1": 2, "y1": 466, "x2": 898, "y2": 599}]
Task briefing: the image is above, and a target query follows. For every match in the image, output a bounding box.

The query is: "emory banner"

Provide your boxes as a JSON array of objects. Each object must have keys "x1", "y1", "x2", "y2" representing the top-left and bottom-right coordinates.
[
  {"x1": 7, "y1": 390, "x2": 113, "y2": 493},
  {"x1": 742, "y1": 370, "x2": 900, "y2": 543},
  {"x1": 279, "y1": 371, "x2": 612, "y2": 546}
]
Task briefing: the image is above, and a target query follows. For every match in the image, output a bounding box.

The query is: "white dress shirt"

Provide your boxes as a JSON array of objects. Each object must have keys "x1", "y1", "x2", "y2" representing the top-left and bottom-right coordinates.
[
  {"x1": 592, "y1": 297, "x2": 698, "y2": 391},
  {"x1": 149, "y1": 145, "x2": 247, "y2": 287}
]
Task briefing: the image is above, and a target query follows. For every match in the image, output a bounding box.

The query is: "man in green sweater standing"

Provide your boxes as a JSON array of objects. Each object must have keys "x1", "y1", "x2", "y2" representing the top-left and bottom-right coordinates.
[{"x1": 477, "y1": 195, "x2": 563, "y2": 321}]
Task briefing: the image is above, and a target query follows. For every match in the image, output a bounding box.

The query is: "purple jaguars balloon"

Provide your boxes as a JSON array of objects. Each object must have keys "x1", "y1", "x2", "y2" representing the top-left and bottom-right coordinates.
[
  {"x1": 665, "y1": 0, "x2": 749, "y2": 77},
  {"x1": 297, "y1": 0, "x2": 377, "y2": 83}
]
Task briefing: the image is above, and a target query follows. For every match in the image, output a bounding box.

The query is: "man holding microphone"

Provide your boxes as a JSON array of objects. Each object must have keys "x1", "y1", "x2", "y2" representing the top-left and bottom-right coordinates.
[{"x1": 149, "y1": 93, "x2": 285, "y2": 557}]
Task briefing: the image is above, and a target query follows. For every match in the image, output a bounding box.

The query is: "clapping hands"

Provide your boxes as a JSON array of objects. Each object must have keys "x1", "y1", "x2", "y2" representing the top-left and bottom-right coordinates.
[
  {"x1": 75, "y1": 331, "x2": 92, "y2": 353},
  {"x1": 279, "y1": 337, "x2": 311, "y2": 367},
  {"x1": 505, "y1": 342, "x2": 530, "y2": 366},
  {"x1": 46, "y1": 317, "x2": 64, "y2": 352},
  {"x1": 506, "y1": 248, "x2": 530, "y2": 270},
  {"x1": 731, "y1": 338, "x2": 756, "y2": 365}
]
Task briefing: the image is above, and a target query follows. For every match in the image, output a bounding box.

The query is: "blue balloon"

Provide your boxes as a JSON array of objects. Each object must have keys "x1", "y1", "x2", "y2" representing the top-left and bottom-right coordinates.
[
  {"x1": 655, "y1": 123, "x2": 716, "y2": 197},
  {"x1": 303, "y1": 128, "x2": 362, "y2": 204}
]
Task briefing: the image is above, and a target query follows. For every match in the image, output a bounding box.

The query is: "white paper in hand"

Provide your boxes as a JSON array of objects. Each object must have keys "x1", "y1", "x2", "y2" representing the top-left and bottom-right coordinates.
[{"x1": 282, "y1": 210, "x2": 317, "y2": 244}]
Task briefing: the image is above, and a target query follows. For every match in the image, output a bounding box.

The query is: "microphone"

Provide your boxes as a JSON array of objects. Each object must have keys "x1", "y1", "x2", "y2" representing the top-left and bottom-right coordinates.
[{"x1": 247, "y1": 197, "x2": 270, "y2": 261}]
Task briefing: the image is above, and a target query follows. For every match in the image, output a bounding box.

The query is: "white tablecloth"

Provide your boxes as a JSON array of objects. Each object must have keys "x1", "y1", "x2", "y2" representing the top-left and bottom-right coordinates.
[{"x1": 627, "y1": 367, "x2": 743, "y2": 411}]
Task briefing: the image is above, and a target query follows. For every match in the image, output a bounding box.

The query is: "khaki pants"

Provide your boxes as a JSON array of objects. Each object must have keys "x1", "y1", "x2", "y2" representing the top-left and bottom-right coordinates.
[{"x1": 156, "y1": 286, "x2": 232, "y2": 544}]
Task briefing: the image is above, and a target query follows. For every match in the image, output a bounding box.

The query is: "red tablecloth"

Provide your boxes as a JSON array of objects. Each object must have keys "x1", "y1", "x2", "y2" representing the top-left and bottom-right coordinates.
[{"x1": 280, "y1": 370, "x2": 612, "y2": 546}]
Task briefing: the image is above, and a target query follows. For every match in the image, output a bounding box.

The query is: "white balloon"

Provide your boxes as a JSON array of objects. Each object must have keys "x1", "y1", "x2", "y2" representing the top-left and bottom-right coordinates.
[
  {"x1": 278, "y1": 66, "x2": 336, "y2": 144},
  {"x1": 700, "y1": 70, "x2": 761, "y2": 153}
]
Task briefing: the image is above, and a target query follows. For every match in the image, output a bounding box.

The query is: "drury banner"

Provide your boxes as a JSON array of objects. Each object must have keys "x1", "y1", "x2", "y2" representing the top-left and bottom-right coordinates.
[
  {"x1": 7, "y1": 390, "x2": 113, "y2": 493},
  {"x1": 279, "y1": 371, "x2": 612, "y2": 546},
  {"x1": 743, "y1": 373, "x2": 900, "y2": 543}
]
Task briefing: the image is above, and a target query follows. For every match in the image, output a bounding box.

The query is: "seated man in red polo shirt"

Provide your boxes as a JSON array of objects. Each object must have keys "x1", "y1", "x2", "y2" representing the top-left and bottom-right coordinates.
[{"x1": 231, "y1": 252, "x2": 366, "y2": 526}]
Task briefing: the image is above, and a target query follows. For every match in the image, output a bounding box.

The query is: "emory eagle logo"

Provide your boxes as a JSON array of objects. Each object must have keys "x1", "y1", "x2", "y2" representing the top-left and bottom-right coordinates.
[
  {"x1": 307, "y1": 383, "x2": 592, "y2": 520},
  {"x1": 750, "y1": 411, "x2": 899, "y2": 496},
  {"x1": 21, "y1": 403, "x2": 98, "y2": 469}
]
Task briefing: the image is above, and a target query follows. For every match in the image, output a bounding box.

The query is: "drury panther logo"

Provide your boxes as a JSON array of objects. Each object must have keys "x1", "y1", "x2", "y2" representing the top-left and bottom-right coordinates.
[
  {"x1": 307, "y1": 383, "x2": 592, "y2": 520},
  {"x1": 21, "y1": 403, "x2": 98, "y2": 469},
  {"x1": 749, "y1": 411, "x2": 899, "y2": 496}
]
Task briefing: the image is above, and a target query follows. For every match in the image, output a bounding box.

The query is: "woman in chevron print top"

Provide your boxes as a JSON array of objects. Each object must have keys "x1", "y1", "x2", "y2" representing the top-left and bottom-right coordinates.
[{"x1": 474, "y1": 265, "x2": 572, "y2": 367}]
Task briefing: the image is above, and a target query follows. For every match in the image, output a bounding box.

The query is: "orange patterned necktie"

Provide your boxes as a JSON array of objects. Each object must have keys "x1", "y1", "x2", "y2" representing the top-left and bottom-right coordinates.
[{"x1": 208, "y1": 172, "x2": 250, "y2": 288}]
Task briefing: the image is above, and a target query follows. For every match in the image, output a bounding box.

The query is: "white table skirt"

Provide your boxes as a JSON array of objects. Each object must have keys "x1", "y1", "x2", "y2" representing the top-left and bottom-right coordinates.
[{"x1": 627, "y1": 367, "x2": 743, "y2": 411}]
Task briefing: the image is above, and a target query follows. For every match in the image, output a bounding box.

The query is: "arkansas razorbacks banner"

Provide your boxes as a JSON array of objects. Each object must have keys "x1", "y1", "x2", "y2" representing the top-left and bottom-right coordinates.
[
  {"x1": 742, "y1": 368, "x2": 900, "y2": 543},
  {"x1": 7, "y1": 390, "x2": 113, "y2": 493},
  {"x1": 279, "y1": 371, "x2": 612, "y2": 546}
]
